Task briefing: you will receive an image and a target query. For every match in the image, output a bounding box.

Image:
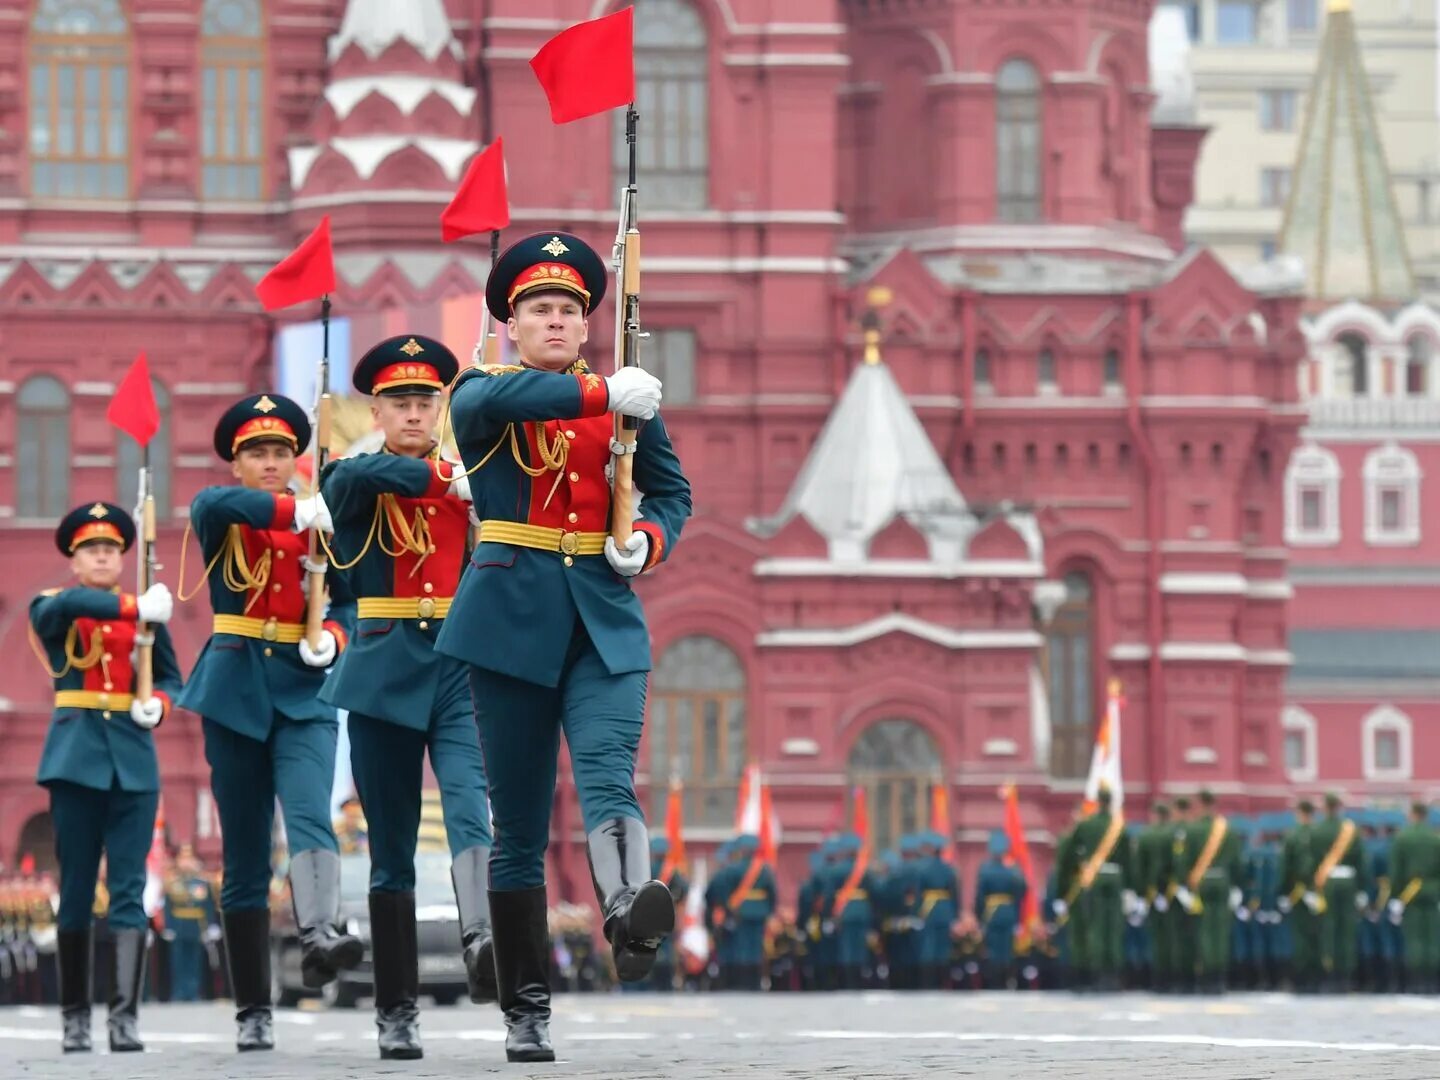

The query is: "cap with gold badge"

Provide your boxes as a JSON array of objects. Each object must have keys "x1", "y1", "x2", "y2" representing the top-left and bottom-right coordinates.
[
  {"x1": 484, "y1": 232, "x2": 608, "y2": 322},
  {"x1": 54, "y1": 501, "x2": 135, "y2": 555},
  {"x1": 352, "y1": 335, "x2": 460, "y2": 396},
  {"x1": 212, "y1": 393, "x2": 312, "y2": 462}
]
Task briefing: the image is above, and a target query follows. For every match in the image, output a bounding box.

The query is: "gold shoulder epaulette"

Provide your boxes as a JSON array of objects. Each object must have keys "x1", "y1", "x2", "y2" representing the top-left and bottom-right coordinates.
[
  {"x1": 38, "y1": 588, "x2": 61, "y2": 597},
  {"x1": 480, "y1": 364, "x2": 525, "y2": 375}
]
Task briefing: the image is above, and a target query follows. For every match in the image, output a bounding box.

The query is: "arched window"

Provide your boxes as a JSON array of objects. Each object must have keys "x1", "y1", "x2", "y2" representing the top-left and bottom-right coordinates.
[
  {"x1": 1103, "y1": 348, "x2": 1122, "y2": 391},
  {"x1": 648, "y1": 636, "x2": 745, "y2": 826},
  {"x1": 29, "y1": 0, "x2": 131, "y2": 198},
  {"x1": 116, "y1": 382, "x2": 172, "y2": 518},
  {"x1": 1406, "y1": 334, "x2": 1432, "y2": 397},
  {"x1": 847, "y1": 720, "x2": 941, "y2": 853},
  {"x1": 1334, "y1": 332, "x2": 1370, "y2": 398},
  {"x1": 974, "y1": 347, "x2": 992, "y2": 390},
  {"x1": 1037, "y1": 346, "x2": 1057, "y2": 391},
  {"x1": 619, "y1": 0, "x2": 708, "y2": 210},
  {"x1": 1281, "y1": 706, "x2": 1317, "y2": 783},
  {"x1": 17, "y1": 376, "x2": 71, "y2": 519},
  {"x1": 1363, "y1": 705, "x2": 1412, "y2": 782},
  {"x1": 1285, "y1": 442, "x2": 1341, "y2": 545},
  {"x1": 996, "y1": 58, "x2": 1042, "y2": 223},
  {"x1": 1043, "y1": 571, "x2": 1093, "y2": 779},
  {"x1": 201, "y1": 0, "x2": 266, "y2": 200},
  {"x1": 1363, "y1": 442, "x2": 1421, "y2": 546}
]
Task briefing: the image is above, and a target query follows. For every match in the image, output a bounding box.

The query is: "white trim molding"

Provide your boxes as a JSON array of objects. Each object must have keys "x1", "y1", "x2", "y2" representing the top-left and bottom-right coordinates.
[
  {"x1": 982, "y1": 738, "x2": 1019, "y2": 757},
  {"x1": 1184, "y1": 747, "x2": 1218, "y2": 765},
  {"x1": 757, "y1": 614, "x2": 1043, "y2": 651},
  {"x1": 1159, "y1": 572, "x2": 1248, "y2": 594},
  {"x1": 1285, "y1": 442, "x2": 1341, "y2": 546},
  {"x1": 780, "y1": 738, "x2": 820, "y2": 757},
  {"x1": 1282, "y1": 706, "x2": 1319, "y2": 784},
  {"x1": 1362, "y1": 705, "x2": 1413, "y2": 782},
  {"x1": 1363, "y1": 442, "x2": 1422, "y2": 547}
]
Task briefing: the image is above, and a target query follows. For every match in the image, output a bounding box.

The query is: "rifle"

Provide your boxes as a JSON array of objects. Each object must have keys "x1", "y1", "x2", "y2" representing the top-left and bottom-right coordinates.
[
  {"x1": 304, "y1": 295, "x2": 332, "y2": 650},
  {"x1": 609, "y1": 104, "x2": 642, "y2": 545},
  {"x1": 133, "y1": 447, "x2": 157, "y2": 700}
]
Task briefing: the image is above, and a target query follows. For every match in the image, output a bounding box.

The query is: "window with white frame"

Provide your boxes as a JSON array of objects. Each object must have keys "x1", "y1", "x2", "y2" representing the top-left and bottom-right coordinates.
[
  {"x1": 1362, "y1": 705, "x2": 1412, "y2": 782},
  {"x1": 1285, "y1": 443, "x2": 1340, "y2": 545},
  {"x1": 1406, "y1": 335, "x2": 1432, "y2": 397},
  {"x1": 1333, "y1": 332, "x2": 1370, "y2": 398},
  {"x1": 1259, "y1": 90, "x2": 1299, "y2": 132},
  {"x1": 1281, "y1": 706, "x2": 1317, "y2": 783},
  {"x1": 1363, "y1": 442, "x2": 1421, "y2": 545}
]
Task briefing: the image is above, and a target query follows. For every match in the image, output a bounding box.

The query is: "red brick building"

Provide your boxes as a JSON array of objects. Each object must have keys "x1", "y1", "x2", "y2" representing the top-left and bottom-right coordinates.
[{"x1": 0, "y1": 0, "x2": 1357, "y2": 896}]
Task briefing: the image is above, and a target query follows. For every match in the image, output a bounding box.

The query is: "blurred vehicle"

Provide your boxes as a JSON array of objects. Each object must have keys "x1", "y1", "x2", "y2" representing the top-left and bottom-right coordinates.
[{"x1": 270, "y1": 851, "x2": 465, "y2": 1008}]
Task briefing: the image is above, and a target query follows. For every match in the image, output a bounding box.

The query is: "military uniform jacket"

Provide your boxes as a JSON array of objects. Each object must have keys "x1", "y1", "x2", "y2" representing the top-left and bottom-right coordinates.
[
  {"x1": 165, "y1": 875, "x2": 217, "y2": 939},
  {"x1": 320, "y1": 451, "x2": 471, "y2": 728},
  {"x1": 1388, "y1": 825, "x2": 1440, "y2": 903},
  {"x1": 31, "y1": 586, "x2": 182, "y2": 793},
  {"x1": 177, "y1": 487, "x2": 352, "y2": 738},
  {"x1": 436, "y1": 364, "x2": 692, "y2": 687}
]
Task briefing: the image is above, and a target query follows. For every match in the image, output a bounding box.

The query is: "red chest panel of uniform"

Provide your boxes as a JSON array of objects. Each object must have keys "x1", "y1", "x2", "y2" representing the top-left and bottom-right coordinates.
[
  {"x1": 524, "y1": 414, "x2": 614, "y2": 531},
  {"x1": 388, "y1": 492, "x2": 469, "y2": 597},
  {"x1": 75, "y1": 618, "x2": 138, "y2": 694},
  {"x1": 240, "y1": 525, "x2": 309, "y2": 620}
]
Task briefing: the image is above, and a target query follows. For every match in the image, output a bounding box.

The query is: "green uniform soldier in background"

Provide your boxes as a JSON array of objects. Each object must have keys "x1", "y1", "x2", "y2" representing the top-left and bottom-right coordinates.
[
  {"x1": 1168, "y1": 796, "x2": 1197, "y2": 991},
  {"x1": 1057, "y1": 789, "x2": 1130, "y2": 992},
  {"x1": 1388, "y1": 801, "x2": 1440, "y2": 993},
  {"x1": 1176, "y1": 790, "x2": 1246, "y2": 994},
  {"x1": 1136, "y1": 802, "x2": 1175, "y2": 992},
  {"x1": 163, "y1": 846, "x2": 218, "y2": 1003},
  {"x1": 1280, "y1": 798, "x2": 1321, "y2": 992},
  {"x1": 1311, "y1": 792, "x2": 1367, "y2": 992}
]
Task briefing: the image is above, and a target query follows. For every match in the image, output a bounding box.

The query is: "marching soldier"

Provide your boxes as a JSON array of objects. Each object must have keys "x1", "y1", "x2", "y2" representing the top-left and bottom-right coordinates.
[
  {"x1": 177, "y1": 394, "x2": 361, "y2": 1051},
  {"x1": 878, "y1": 838, "x2": 921, "y2": 990},
  {"x1": 321, "y1": 336, "x2": 496, "y2": 1059},
  {"x1": 1279, "y1": 798, "x2": 1322, "y2": 992},
  {"x1": 163, "y1": 846, "x2": 217, "y2": 1003},
  {"x1": 823, "y1": 834, "x2": 878, "y2": 990},
  {"x1": 1175, "y1": 789, "x2": 1245, "y2": 993},
  {"x1": 30, "y1": 503, "x2": 180, "y2": 1051},
  {"x1": 1310, "y1": 792, "x2": 1367, "y2": 992},
  {"x1": 1136, "y1": 802, "x2": 1175, "y2": 991},
  {"x1": 705, "y1": 836, "x2": 776, "y2": 990},
  {"x1": 438, "y1": 232, "x2": 691, "y2": 1061},
  {"x1": 917, "y1": 832, "x2": 959, "y2": 989},
  {"x1": 975, "y1": 830, "x2": 1026, "y2": 989},
  {"x1": 1056, "y1": 789, "x2": 1130, "y2": 992},
  {"x1": 1168, "y1": 795, "x2": 1197, "y2": 991},
  {"x1": 1387, "y1": 801, "x2": 1440, "y2": 993}
]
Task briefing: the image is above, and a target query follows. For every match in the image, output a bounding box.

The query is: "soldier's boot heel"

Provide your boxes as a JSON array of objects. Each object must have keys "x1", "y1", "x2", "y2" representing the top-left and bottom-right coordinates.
[
  {"x1": 370, "y1": 891, "x2": 423, "y2": 1061},
  {"x1": 57, "y1": 928, "x2": 93, "y2": 1053},
  {"x1": 236, "y1": 1008, "x2": 274, "y2": 1052},
  {"x1": 289, "y1": 850, "x2": 363, "y2": 988},
  {"x1": 106, "y1": 928, "x2": 147, "y2": 1053},
  {"x1": 222, "y1": 908, "x2": 275, "y2": 1051},
  {"x1": 451, "y1": 845, "x2": 499, "y2": 1003},
  {"x1": 491, "y1": 887, "x2": 555, "y2": 1064},
  {"x1": 587, "y1": 817, "x2": 676, "y2": 983}
]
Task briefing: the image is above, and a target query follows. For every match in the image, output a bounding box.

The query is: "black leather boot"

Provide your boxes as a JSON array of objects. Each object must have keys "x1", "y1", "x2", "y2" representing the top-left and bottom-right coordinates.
[
  {"x1": 586, "y1": 817, "x2": 675, "y2": 983},
  {"x1": 451, "y1": 845, "x2": 497, "y2": 1003},
  {"x1": 370, "y1": 891, "x2": 423, "y2": 1060},
  {"x1": 490, "y1": 887, "x2": 555, "y2": 1063},
  {"x1": 288, "y1": 849, "x2": 363, "y2": 988},
  {"x1": 57, "y1": 928, "x2": 92, "y2": 1053},
  {"x1": 106, "y1": 928, "x2": 147, "y2": 1052},
  {"x1": 222, "y1": 909, "x2": 274, "y2": 1052}
]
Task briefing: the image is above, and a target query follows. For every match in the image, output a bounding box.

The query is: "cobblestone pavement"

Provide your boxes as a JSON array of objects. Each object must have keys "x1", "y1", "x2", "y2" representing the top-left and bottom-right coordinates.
[{"x1": 7, "y1": 992, "x2": 1440, "y2": 1079}]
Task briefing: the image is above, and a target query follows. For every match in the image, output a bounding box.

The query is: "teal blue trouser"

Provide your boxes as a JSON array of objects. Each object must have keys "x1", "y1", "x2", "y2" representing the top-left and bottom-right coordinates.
[
  {"x1": 48, "y1": 780, "x2": 157, "y2": 932},
  {"x1": 348, "y1": 658, "x2": 492, "y2": 892},
  {"x1": 467, "y1": 624, "x2": 647, "y2": 890},
  {"x1": 203, "y1": 715, "x2": 339, "y2": 911}
]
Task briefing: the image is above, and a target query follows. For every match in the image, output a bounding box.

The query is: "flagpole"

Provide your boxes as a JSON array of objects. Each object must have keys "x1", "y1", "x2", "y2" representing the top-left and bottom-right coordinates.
[
  {"x1": 304, "y1": 294, "x2": 332, "y2": 651},
  {"x1": 471, "y1": 229, "x2": 502, "y2": 366},
  {"x1": 134, "y1": 443, "x2": 156, "y2": 702},
  {"x1": 609, "y1": 102, "x2": 642, "y2": 546}
]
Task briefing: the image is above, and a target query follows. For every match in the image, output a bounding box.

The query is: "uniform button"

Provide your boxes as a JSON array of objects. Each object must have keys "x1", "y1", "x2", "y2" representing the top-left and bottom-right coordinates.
[
  {"x1": 101, "y1": 624, "x2": 112, "y2": 633},
  {"x1": 427, "y1": 506, "x2": 437, "y2": 517},
  {"x1": 264, "y1": 647, "x2": 273, "y2": 658},
  {"x1": 276, "y1": 549, "x2": 286, "y2": 559},
  {"x1": 563, "y1": 556, "x2": 574, "y2": 568},
  {"x1": 568, "y1": 512, "x2": 579, "y2": 524},
  {"x1": 273, "y1": 583, "x2": 282, "y2": 592},
  {"x1": 418, "y1": 621, "x2": 429, "y2": 631},
  {"x1": 102, "y1": 652, "x2": 113, "y2": 662},
  {"x1": 428, "y1": 544, "x2": 437, "y2": 554},
  {"x1": 104, "y1": 682, "x2": 114, "y2": 691},
  {"x1": 423, "y1": 583, "x2": 434, "y2": 594},
  {"x1": 565, "y1": 430, "x2": 576, "y2": 439},
  {"x1": 102, "y1": 711, "x2": 112, "y2": 720},
  {"x1": 569, "y1": 471, "x2": 579, "y2": 483}
]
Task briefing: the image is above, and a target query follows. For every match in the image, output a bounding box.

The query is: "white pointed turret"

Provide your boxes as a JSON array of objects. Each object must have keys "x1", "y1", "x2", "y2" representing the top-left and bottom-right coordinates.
[{"x1": 329, "y1": 0, "x2": 460, "y2": 62}]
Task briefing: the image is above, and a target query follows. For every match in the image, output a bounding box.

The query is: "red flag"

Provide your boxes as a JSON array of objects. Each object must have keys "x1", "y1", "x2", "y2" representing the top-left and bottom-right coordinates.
[
  {"x1": 255, "y1": 215, "x2": 335, "y2": 311},
  {"x1": 529, "y1": 8, "x2": 635, "y2": 124},
  {"x1": 107, "y1": 352, "x2": 161, "y2": 446},
  {"x1": 758, "y1": 782, "x2": 777, "y2": 867},
  {"x1": 441, "y1": 138, "x2": 510, "y2": 242},
  {"x1": 851, "y1": 786, "x2": 869, "y2": 847},
  {"x1": 659, "y1": 778, "x2": 685, "y2": 881},
  {"x1": 1002, "y1": 784, "x2": 1040, "y2": 930},
  {"x1": 930, "y1": 782, "x2": 954, "y2": 865}
]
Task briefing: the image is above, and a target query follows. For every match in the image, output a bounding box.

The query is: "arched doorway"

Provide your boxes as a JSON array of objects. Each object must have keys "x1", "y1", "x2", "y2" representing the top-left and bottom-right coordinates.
[
  {"x1": 1044, "y1": 571, "x2": 1095, "y2": 779},
  {"x1": 846, "y1": 720, "x2": 941, "y2": 852}
]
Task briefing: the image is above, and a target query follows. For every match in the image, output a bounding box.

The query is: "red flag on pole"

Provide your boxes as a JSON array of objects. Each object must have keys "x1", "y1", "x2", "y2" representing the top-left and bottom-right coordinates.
[
  {"x1": 107, "y1": 352, "x2": 161, "y2": 446},
  {"x1": 758, "y1": 782, "x2": 778, "y2": 867},
  {"x1": 1002, "y1": 783, "x2": 1040, "y2": 930},
  {"x1": 659, "y1": 777, "x2": 685, "y2": 881},
  {"x1": 851, "y1": 786, "x2": 869, "y2": 847},
  {"x1": 441, "y1": 138, "x2": 511, "y2": 242},
  {"x1": 529, "y1": 8, "x2": 635, "y2": 124},
  {"x1": 255, "y1": 215, "x2": 335, "y2": 311},
  {"x1": 929, "y1": 781, "x2": 954, "y2": 864}
]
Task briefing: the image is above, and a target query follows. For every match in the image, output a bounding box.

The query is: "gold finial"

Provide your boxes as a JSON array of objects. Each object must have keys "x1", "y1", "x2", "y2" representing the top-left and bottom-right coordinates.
[{"x1": 860, "y1": 286, "x2": 892, "y2": 367}]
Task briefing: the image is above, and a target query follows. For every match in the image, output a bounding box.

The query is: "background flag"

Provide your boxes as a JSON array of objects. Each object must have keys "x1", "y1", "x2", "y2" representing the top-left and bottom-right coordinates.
[
  {"x1": 107, "y1": 352, "x2": 160, "y2": 446},
  {"x1": 441, "y1": 138, "x2": 510, "y2": 241},
  {"x1": 1081, "y1": 679, "x2": 1125, "y2": 814},
  {"x1": 256, "y1": 216, "x2": 335, "y2": 311},
  {"x1": 1002, "y1": 783, "x2": 1040, "y2": 930},
  {"x1": 529, "y1": 8, "x2": 635, "y2": 124}
]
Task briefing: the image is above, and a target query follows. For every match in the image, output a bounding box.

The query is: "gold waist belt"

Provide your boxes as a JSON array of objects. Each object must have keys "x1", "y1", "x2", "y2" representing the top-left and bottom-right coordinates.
[
  {"x1": 55, "y1": 690, "x2": 135, "y2": 712},
  {"x1": 357, "y1": 596, "x2": 453, "y2": 620},
  {"x1": 478, "y1": 521, "x2": 608, "y2": 556},
  {"x1": 213, "y1": 614, "x2": 305, "y2": 643}
]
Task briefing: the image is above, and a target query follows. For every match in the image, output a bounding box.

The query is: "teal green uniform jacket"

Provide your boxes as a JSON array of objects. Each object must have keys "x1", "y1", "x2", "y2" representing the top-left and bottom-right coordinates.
[
  {"x1": 436, "y1": 364, "x2": 691, "y2": 686},
  {"x1": 31, "y1": 586, "x2": 183, "y2": 793},
  {"x1": 177, "y1": 487, "x2": 353, "y2": 737},
  {"x1": 320, "y1": 451, "x2": 472, "y2": 728}
]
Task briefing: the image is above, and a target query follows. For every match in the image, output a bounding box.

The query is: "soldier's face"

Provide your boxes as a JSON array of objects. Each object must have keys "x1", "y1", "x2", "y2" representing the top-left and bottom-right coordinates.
[
  {"x1": 509, "y1": 292, "x2": 589, "y2": 371},
  {"x1": 232, "y1": 441, "x2": 297, "y2": 492},
  {"x1": 70, "y1": 541, "x2": 123, "y2": 589},
  {"x1": 371, "y1": 393, "x2": 441, "y2": 456}
]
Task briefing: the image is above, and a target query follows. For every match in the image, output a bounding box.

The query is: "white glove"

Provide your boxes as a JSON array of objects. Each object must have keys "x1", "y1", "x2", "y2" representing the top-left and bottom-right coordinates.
[
  {"x1": 1229, "y1": 887, "x2": 1243, "y2": 911},
  {"x1": 1303, "y1": 891, "x2": 1322, "y2": 913},
  {"x1": 1121, "y1": 889, "x2": 1139, "y2": 915},
  {"x1": 129, "y1": 697, "x2": 164, "y2": 729},
  {"x1": 1277, "y1": 895, "x2": 1293, "y2": 914},
  {"x1": 136, "y1": 583, "x2": 173, "y2": 624},
  {"x1": 204, "y1": 925, "x2": 223, "y2": 943},
  {"x1": 449, "y1": 472, "x2": 472, "y2": 502},
  {"x1": 292, "y1": 493, "x2": 333, "y2": 534},
  {"x1": 604, "y1": 367, "x2": 662, "y2": 419},
  {"x1": 604, "y1": 531, "x2": 649, "y2": 577},
  {"x1": 1355, "y1": 892, "x2": 1369, "y2": 911},
  {"x1": 298, "y1": 629, "x2": 337, "y2": 668},
  {"x1": 1174, "y1": 886, "x2": 1197, "y2": 913},
  {"x1": 1052, "y1": 899, "x2": 1068, "y2": 919},
  {"x1": 1235, "y1": 906, "x2": 1251, "y2": 923},
  {"x1": 1152, "y1": 894, "x2": 1169, "y2": 913},
  {"x1": 1388, "y1": 898, "x2": 1405, "y2": 923}
]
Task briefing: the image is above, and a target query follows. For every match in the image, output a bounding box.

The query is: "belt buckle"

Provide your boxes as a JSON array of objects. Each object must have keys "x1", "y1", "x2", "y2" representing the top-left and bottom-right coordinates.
[
  {"x1": 97, "y1": 692, "x2": 110, "y2": 708},
  {"x1": 261, "y1": 617, "x2": 279, "y2": 642},
  {"x1": 417, "y1": 597, "x2": 437, "y2": 619},
  {"x1": 559, "y1": 531, "x2": 580, "y2": 556}
]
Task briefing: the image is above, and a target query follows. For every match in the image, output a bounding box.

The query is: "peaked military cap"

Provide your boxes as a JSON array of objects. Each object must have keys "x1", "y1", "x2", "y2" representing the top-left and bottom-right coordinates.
[
  {"x1": 485, "y1": 231, "x2": 608, "y2": 321},
  {"x1": 352, "y1": 335, "x2": 459, "y2": 396},
  {"x1": 213, "y1": 393, "x2": 311, "y2": 462},
  {"x1": 56, "y1": 501, "x2": 134, "y2": 555},
  {"x1": 987, "y1": 830, "x2": 1010, "y2": 857}
]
